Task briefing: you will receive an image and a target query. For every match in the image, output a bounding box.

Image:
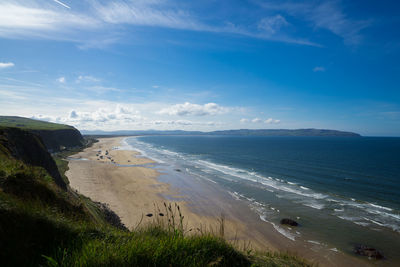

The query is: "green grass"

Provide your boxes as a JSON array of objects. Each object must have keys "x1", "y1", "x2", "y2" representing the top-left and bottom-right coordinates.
[
  {"x1": 50, "y1": 227, "x2": 250, "y2": 267},
  {"x1": 0, "y1": 116, "x2": 72, "y2": 130}
]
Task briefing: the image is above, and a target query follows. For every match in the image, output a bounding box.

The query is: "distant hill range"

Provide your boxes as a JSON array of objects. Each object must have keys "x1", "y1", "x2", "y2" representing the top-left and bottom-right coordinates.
[
  {"x1": 0, "y1": 116, "x2": 85, "y2": 152},
  {"x1": 82, "y1": 128, "x2": 361, "y2": 137}
]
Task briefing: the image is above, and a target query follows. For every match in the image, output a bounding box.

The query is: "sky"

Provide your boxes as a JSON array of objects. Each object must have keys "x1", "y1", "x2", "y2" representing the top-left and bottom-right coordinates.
[{"x1": 0, "y1": 0, "x2": 400, "y2": 136}]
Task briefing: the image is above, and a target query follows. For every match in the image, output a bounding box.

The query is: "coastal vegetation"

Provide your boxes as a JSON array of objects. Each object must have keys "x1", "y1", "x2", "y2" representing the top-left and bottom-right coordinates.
[{"x1": 0, "y1": 118, "x2": 312, "y2": 266}]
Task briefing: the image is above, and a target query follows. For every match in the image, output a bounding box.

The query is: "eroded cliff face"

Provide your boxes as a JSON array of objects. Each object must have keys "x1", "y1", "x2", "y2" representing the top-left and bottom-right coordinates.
[
  {"x1": 0, "y1": 127, "x2": 67, "y2": 190},
  {"x1": 31, "y1": 128, "x2": 84, "y2": 152}
]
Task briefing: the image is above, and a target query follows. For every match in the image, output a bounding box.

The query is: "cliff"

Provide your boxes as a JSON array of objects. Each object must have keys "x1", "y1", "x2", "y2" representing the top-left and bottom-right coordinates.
[
  {"x1": 0, "y1": 116, "x2": 84, "y2": 152},
  {"x1": 30, "y1": 128, "x2": 84, "y2": 152},
  {"x1": 0, "y1": 127, "x2": 67, "y2": 189}
]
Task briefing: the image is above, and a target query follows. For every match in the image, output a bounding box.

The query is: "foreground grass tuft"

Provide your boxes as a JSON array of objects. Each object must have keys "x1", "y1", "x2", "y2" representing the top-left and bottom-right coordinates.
[{"x1": 53, "y1": 226, "x2": 250, "y2": 267}]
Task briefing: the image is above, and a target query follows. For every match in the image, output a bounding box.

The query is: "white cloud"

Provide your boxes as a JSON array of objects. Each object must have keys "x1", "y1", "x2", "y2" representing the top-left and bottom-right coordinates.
[
  {"x1": 30, "y1": 103, "x2": 225, "y2": 130},
  {"x1": 250, "y1": 117, "x2": 280, "y2": 124},
  {"x1": 86, "y1": 85, "x2": 123, "y2": 93},
  {"x1": 313, "y1": 66, "x2": 325, "y2": 72},
  {"x1": 258, "y1": 15, "x2": 289, "y2": 35},
  {"x1": 240, "y1": 118, "x2": 249, "y2": 123},
  {"x1": 265, "y1": 118, "x2": 280, "y2": 124},
  {"x1": 57, "y1": 76, "x2": 65, "y2": 83},
  {"x1": 158, "y1": 102, "x2": 229, "y2": 116},
  {"x1": 31, "y1": 114, "x2": 54, "y2": 122},
  {"x1": 0, "y1": 62, "x2": 14, "y2": 69},
  {"x1": 252, "y1": 118, "x2": 263, "y2": 123},
  {"x1": 77, "y1": 75, "x2": 100, "y2": 83},
  {"x1": 151, "y1": 119, "x2": 193, "y2": 126},
  {"x1": 33, "y1": 105, "x2": 143, "y2": 128}
]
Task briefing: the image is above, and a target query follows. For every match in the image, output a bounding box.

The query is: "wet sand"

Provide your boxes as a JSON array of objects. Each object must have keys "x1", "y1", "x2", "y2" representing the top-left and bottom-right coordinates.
[{"x1": 66, "y1": 137, "x2": 371, "y2": 267}]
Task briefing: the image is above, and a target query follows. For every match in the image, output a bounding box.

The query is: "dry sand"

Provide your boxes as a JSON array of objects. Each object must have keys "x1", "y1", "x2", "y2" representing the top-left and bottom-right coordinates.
[{"x1": 66, "y1": 137, "x2": 369, "y2": 267}]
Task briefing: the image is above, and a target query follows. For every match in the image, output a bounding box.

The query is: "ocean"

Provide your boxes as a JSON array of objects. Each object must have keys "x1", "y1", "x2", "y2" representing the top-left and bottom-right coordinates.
[{"x1": 125, "y1": 135, "x2": 400, "y2": 262}]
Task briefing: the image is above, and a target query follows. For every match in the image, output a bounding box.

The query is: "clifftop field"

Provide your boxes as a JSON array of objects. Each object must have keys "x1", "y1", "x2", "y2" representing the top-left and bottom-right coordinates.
[
  {"x1": 0, "y1": 117, "x2": 311, "y2": 266},
  {"x1": 0, "y1": 116, "x2": 72, "y2": 130}
]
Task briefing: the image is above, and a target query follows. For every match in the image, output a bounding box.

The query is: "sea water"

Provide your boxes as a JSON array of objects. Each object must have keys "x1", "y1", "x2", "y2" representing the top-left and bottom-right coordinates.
[{"x1": 126, "y1": 135, "x2": 400, "y2": 262}]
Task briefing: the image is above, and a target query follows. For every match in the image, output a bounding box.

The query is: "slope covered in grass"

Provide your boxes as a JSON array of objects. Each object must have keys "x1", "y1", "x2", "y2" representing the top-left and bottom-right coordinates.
[{"x1": 0, "y1": 116, "x2": 72, "y2": 130}]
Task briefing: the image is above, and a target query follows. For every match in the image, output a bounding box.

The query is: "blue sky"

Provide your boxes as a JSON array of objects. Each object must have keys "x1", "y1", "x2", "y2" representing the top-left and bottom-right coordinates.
[{"x1": 0, "y1": 0, "x2": 399, "y2": 136}]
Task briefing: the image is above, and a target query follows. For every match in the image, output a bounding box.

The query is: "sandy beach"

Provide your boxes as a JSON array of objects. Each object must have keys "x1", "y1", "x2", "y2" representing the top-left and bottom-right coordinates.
[
  {"x1": 66, "y1": 137, "x2": 269, "y2": 247},
  {"x1": 66, "y1": 137, "x2": 370, "y2": 267}
]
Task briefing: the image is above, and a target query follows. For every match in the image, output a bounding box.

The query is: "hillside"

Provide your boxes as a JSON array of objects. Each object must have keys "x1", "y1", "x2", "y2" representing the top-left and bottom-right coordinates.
[
  {"x1": 0, "y1": 124, "x2": 311, "y2": 266},
  {"x1": 0, "y1": 116, "x2": 85, "y2": 152},
  {"x1": 82, "y1": 128, "x2": 361, "y2": 137}
]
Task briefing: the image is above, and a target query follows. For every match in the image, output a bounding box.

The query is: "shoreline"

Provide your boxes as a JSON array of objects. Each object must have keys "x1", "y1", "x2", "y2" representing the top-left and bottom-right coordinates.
[{"x1": 66, "y1": 137, "x2": 370, "y2": 267}]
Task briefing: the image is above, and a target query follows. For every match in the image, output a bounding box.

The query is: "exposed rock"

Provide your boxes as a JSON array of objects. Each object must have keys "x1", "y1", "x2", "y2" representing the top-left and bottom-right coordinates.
[
  {"x1": 354, "y1": 245, "x2": 384, "y2": 259},
  {"x1": 280, "y1": 218, "x2": 298, "y2": 226},
  {"x1": 0, "y1": 127, "x2": 67, "y2": 190},
  {"x1": 31, "y1": 128, "x2": 84, "y2": 152}
]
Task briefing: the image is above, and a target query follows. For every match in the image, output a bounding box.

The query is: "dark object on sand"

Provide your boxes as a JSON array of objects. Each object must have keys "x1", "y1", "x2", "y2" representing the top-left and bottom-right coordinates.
[
  {"x1": 146, "y1": 213, "x2": 153, "y2": 217},
  {"x1": 280, "y1": 218, "x2": 298, "y2": 226},
  {"x1": 159, "y1": 213, "x2": 164, "y2": 216},
  {"x1": 354, "y1": 245, "x2": 384, "y2": 259}
]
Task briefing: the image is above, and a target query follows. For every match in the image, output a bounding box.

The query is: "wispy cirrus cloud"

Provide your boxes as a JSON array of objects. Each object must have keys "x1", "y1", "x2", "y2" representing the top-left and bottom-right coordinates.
[
  {"x1": 91, "y1": 0, "x2": 206, "y2": 31},
  {"x1": 313, "y1": 66, "x2": 325, "y2": 72},
  {"x1": 0, "y1": 0, "x2": 316, "y2": 46},
  {"x1": 53, "y1": 0, "x2": 70, "y2": 9},
  {"x1": 256, "y1": 0, "x2": 371, "y2": 45},
  {"x1": 0, "y1": 2, "x2": 99, "y2": 39},
  {"x1": 258, "y1": 14, "x2": 289, "y2": 35},
  {"x1": 76, "y1": 75, "x2": 100, "y2": 83}
]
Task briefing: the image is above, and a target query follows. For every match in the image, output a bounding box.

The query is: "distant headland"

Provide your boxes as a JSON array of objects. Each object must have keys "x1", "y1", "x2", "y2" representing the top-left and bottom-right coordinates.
[{"x1": 81, "y1": 128, "x2": 361, "y2": 137}]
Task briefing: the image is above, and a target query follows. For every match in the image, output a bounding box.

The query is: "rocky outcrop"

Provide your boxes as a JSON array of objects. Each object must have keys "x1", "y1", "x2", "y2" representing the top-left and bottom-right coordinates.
[
  {"x1": 354, "y1": 245, "x2": 384, "y2": 259},
  {"x1": 280, "y1": 218, "x2": 299, "y2": 226},
  {"x1": 0, "y1": 127, "x2": 67, "y2": 190}
]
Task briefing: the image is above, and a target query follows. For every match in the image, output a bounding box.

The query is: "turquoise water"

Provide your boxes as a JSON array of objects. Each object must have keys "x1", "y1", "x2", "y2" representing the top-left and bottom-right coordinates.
[{"x1": 126, "y1": 136, "x2": 400, "y2": 262}]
